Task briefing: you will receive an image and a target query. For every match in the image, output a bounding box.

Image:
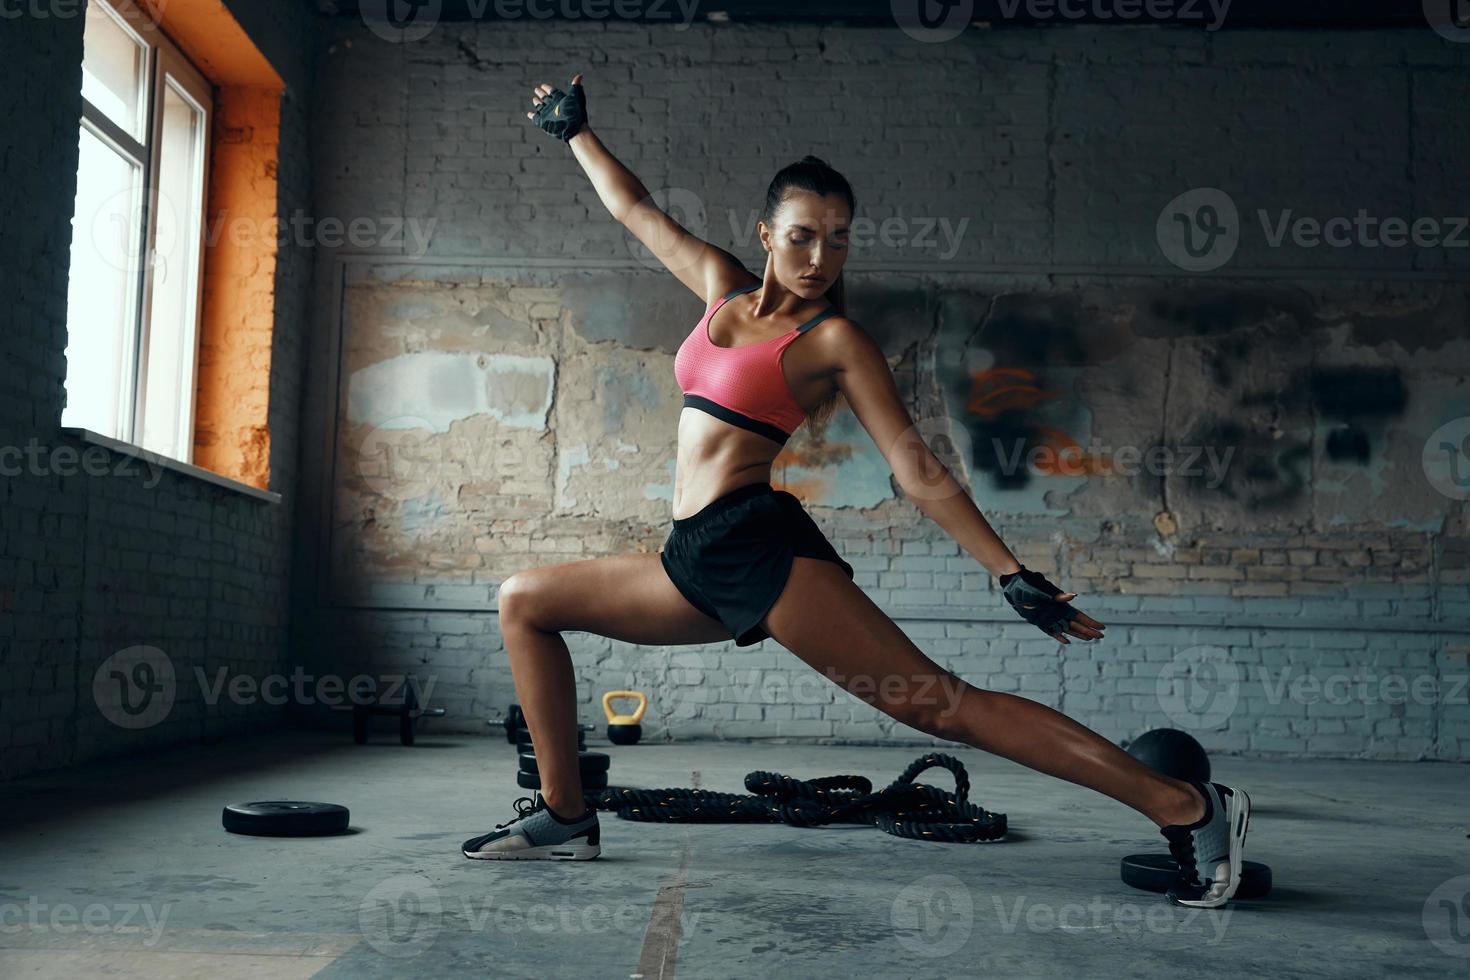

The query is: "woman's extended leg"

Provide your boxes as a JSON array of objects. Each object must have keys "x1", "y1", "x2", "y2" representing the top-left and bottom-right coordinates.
[
  {"x1": 758, "y1": 557, "x2": 1205, "y2": 828},
  {"x1": 496, "y1": 552, "x2": 732, "y2": 818}
]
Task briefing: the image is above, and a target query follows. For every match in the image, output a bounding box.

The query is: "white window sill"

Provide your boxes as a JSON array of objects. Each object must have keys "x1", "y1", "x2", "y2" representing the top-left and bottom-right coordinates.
[{"x1": 60, "y1": 427, "x2": 282, "y2": 505}]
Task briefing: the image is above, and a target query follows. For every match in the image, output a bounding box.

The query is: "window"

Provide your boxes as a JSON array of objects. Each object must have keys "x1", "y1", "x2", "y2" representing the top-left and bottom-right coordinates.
[{"x1": 64, "y1": 0, "x2": 212, "y2": 463}]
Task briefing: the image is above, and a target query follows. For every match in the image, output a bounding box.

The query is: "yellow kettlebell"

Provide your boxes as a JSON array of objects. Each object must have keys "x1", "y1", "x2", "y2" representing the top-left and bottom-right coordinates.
[{"x1": 602, "y1": 690, "x2": 647, "y2": 745}]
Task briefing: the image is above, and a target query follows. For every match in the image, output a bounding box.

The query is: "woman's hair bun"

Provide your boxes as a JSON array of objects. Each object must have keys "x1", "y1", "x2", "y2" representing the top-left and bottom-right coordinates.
[{"x1": 799, "y1": 154, "x2": 828, "y2": 167}]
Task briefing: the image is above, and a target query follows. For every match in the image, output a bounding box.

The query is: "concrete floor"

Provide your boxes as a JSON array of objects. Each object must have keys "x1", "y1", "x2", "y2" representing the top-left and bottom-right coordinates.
[{"x1": 0, "y1": 731, "x2": 1466, "y2": 979}]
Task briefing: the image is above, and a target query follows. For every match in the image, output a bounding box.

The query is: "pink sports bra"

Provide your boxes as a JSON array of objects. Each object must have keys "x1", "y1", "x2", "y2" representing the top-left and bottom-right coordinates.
[{"x1": 674, "y1": 283, "x2": 840, "y2": 446}]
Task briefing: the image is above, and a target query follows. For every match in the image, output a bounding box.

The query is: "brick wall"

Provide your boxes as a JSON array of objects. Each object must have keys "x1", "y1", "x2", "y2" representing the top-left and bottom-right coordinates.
[
  {"x1": 295, "y1": 17, "x2": 1470, "y2": 763},
  {"x1": 0, "y1": 0, "x2": 318, "y2": 780}
]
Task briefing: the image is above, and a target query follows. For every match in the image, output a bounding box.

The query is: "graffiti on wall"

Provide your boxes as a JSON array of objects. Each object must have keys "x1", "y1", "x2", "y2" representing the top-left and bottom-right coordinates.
[{"x1": 937, "y1": 288, "x2": 1415, "y2": 517}]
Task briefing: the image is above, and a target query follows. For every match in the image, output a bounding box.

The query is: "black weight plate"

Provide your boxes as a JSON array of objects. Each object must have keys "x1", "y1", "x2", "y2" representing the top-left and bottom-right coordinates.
[
  {"x1": 223, "y1": 801, "x2": 350, "y2": 837},
  {"x1": 515, "y1": 769, "x2": 609, "y2": 791},
  {"x1": 516, "y1": 736, "x2": 586, "y2": 754},
  {"x1": 1120, "y1": 854, "x2": 1272, "y2": 899},
  {"x1": 517, "y1": 751, "x2": 611, "y2": 774},
  {"x1": 515, "y1": 726, "x2": 589, "y2": 740}
]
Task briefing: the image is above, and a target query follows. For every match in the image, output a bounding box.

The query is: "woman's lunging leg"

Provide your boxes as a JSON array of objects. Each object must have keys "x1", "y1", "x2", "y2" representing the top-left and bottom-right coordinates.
[
  {"x1": 760, "y1": 557, "x2": 1205, "y2": 829},
  {"x1": 498, "y1": 607, "x2": 586, "y2": 818},
  {"x1": 944, "y1": 687, "x2": 1204, "y2": 828},
  {"x1": 496, "y1": 553, "x2": 734, "y2": 819}
]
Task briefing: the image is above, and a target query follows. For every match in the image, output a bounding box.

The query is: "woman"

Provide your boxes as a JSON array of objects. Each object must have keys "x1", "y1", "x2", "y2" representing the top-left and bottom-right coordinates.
[{"x1": 463, "y1": 75, "x2": 1251, "y2": 910}]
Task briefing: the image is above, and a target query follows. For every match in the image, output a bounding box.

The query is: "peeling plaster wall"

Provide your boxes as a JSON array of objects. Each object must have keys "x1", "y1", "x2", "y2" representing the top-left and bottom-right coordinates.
[{"x1": 298, "y1": 19, "x2": 1470, "y2": 761}]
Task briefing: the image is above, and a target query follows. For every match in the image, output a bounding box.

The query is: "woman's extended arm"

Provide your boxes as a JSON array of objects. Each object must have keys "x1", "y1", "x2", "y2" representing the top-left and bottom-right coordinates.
[
  {"x1": 823, "y1": 316, "x2": 1107, "y2": 643},
  {"x1": 526, "y1": 74, "x2": 748, "y2": 304},
  {"x1": 824, "y1": 319, "x2": 1021, "y2": 576}
]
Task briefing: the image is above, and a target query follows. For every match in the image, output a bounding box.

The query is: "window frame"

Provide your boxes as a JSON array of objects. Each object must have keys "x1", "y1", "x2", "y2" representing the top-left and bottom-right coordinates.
[{"x1": 72, "y1": 0, "x2": 214, "y2": 462}]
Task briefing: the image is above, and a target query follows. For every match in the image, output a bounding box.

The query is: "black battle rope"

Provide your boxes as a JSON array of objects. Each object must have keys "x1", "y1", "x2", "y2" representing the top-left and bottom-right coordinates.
[{"x1": 584, "y1": 752, "x2": 1007, "y2": 844}]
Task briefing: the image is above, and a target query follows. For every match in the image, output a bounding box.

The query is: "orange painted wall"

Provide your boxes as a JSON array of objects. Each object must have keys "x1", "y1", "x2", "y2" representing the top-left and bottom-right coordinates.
[
  {"x1": 193, "y1": 86, "x2": 279, "y2": 487},
  {"x1": 140, "y1": 0, "x2": 285, "y2": 489}
]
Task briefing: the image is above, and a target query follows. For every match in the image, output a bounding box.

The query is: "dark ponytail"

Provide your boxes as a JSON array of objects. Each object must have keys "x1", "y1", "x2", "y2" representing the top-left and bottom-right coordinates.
[{"x1": 762, "y1": 155, "x2": 855, "y2": 438}]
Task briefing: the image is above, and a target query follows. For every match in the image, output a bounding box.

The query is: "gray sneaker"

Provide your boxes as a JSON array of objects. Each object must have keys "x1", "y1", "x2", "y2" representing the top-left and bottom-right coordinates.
[
  {"x1": 1161, "y1": 781, "x2": 1251, "y2": 908},
  {"x1": 462, "y1": 793, "x2": 601, "y2": 861}
]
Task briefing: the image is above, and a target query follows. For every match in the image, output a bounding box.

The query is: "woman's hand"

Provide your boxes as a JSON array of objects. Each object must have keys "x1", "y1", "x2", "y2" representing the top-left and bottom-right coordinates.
[
  {"x1": 999, "y1": 565, "x2": 1107, "y2": 645},
  {"x1": 527, "y1": 73, "x2": 588, "y2": 142}
]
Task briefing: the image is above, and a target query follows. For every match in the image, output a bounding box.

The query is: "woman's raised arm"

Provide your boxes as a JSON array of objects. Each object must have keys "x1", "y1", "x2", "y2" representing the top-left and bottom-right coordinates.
[{"x1": 527, "y1": 74, "x2": 750, "y2": 305}]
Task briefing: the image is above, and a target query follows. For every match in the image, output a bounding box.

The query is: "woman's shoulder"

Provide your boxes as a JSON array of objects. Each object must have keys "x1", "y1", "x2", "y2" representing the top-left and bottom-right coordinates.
[
  {"x1": 810, "y1": 310, "x2": 862, "y2": 337},
  {"x1": 805, "y1": 313, "x2": 883, "y2": 369},
  {"x1": 712, "y1": 270, "x2": 761, "y2": 302}
]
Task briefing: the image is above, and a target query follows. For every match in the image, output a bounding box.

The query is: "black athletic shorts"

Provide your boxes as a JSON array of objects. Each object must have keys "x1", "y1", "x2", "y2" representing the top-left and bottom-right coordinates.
[{"x1": 658, "y1": 481, "x2": 855, "y2": 647}]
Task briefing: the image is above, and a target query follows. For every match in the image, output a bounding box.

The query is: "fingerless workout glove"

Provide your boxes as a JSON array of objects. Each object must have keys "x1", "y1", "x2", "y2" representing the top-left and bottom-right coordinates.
[
  {"x1": 999, "y1": 565, "x2": 1078, "y2": 636},
  {"x1": 530, "y1": 81, "x2": 587, "y2": 142}
]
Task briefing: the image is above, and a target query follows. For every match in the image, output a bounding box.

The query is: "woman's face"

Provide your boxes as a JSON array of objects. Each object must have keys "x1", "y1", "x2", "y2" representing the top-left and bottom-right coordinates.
[{"x1": 760, "y1": 190, "x2": 851, "y2": 301}]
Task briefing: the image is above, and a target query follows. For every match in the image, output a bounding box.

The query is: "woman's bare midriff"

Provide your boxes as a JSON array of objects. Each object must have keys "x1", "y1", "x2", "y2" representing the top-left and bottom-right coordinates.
[
  {"x1": 670, "y1": 411, "x2": 785, "y2": 519},
  {"x1": 671, "y1": 360, "x2": 837, "y2": 519}
]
